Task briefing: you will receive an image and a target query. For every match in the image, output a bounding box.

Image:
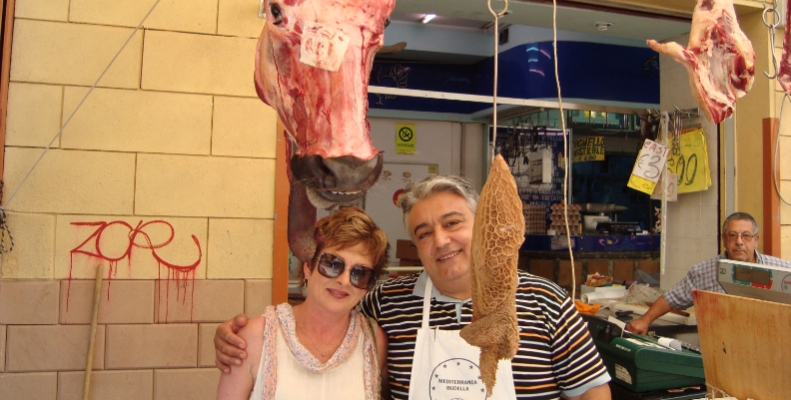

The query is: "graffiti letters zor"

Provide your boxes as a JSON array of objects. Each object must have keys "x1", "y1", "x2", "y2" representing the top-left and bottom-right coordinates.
[{"x1": 68, "y1": 220, "x2": 202, "y2": 322}]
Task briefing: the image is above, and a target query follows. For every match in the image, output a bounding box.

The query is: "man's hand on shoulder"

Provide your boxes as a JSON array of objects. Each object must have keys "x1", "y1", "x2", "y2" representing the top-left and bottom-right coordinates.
[{"x1": 215, "y1": 313, "x2": 250, "y2": 373}]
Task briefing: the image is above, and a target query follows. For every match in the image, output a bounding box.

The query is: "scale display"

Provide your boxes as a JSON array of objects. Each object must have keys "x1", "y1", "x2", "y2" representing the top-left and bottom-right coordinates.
[{"x1": 717, "y1": 259, "x2": 791, "y2": 305}]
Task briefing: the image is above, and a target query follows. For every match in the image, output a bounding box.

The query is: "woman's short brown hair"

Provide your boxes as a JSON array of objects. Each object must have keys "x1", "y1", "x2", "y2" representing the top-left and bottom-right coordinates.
[{"x1": 304, "y1": 206, "x2": 389, "y2": 285}]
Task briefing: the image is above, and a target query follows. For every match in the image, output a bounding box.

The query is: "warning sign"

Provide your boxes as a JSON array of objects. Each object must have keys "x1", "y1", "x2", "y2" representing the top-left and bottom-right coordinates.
[{"x1": 396, "y1": 124, "x2": 416, "y2": 154}]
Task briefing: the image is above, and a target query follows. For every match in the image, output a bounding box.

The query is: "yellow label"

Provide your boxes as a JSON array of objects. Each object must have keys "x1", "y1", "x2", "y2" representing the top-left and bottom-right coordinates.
[
  {"x1": 395, "y1": 124, "x2": 416, "y2": 154},
  {"x1": 627, "y1": 174, "x2": 657, "y2": 195},
  {"x1": 573, "y1": 136, "x2": 605, "y2": 162},
  {"x1": 666, "y1": 129, "x2": 711, "y2": 194}
]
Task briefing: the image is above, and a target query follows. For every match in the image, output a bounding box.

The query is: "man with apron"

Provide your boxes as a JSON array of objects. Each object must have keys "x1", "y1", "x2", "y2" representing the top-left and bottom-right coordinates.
[{"x1": 362, "y1": 175, "x2": 611, "y2": 399}]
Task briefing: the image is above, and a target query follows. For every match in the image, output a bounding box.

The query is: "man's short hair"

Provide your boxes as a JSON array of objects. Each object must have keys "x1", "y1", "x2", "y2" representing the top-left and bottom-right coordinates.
[
  {"x1": 397, "y1": 175, "x2": 479, "y2": 236},
  {"x1": 721, "y1": 211, "x2": 759, "y2": 235}
]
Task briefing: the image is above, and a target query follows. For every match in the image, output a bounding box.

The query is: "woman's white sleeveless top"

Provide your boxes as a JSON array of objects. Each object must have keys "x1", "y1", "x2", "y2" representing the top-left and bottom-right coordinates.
[{"x1": 249, "y1": 307, "x2": 367, "y2": 400}]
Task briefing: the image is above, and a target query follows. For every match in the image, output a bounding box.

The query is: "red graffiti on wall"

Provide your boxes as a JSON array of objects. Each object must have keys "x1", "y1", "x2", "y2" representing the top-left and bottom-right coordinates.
[{"x1": 68, "y1": 219, "x2": 202, "y2": 323}]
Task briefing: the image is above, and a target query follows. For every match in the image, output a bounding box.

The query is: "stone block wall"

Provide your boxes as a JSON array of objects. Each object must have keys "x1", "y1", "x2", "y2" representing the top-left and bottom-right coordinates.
[{"x1": 1, "y1": 0, "x2": 275, "y2": 398}]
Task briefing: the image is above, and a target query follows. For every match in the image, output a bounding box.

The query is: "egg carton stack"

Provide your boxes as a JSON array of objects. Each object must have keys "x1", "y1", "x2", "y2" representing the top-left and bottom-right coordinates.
[
  {"x1": 549, "y1": 203, "x2": 581, "y2": 235},
  {"x1": 522, "y1": 204, "x2": 547, "y2": 234}
]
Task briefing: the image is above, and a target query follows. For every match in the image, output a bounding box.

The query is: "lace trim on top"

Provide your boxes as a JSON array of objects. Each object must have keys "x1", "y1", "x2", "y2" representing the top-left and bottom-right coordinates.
[{"x1": 276, "y1": 303, "x2": 360, "y2": 373}]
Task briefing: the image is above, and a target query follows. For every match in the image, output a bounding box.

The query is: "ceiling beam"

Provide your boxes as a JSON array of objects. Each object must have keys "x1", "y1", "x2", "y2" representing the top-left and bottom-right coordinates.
[{"x1": 510, "y1": 0, "x2": 692, "y2": 21}]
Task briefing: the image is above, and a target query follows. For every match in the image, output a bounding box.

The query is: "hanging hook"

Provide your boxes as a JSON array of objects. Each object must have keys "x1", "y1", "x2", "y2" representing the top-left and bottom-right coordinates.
[
  {"x1": 763, "y1": 3, "x2": 781, "y2": 79},
  {"x1": 487, "y1": 0, "x2": 509, "y2": 18}
]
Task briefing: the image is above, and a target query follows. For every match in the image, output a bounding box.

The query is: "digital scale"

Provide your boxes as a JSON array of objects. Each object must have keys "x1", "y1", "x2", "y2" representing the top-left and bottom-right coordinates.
[{"x1": 717, "y1": 259, "x2": 791, "y2": 305}]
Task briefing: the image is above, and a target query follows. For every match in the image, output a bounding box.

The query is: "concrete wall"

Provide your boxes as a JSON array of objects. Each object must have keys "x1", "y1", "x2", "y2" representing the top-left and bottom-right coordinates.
[
  {"x1": 655, "y1": 33, "x2": 720, "y2": 291},
  {"x1": 0, "y1": 0, "x2": 273, "y2": 398}
]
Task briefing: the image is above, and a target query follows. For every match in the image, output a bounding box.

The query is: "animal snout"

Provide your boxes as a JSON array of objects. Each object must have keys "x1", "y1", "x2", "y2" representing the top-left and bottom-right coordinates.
[{"x1": 290, "y1": 153, "x2": 383, "y2": 203}]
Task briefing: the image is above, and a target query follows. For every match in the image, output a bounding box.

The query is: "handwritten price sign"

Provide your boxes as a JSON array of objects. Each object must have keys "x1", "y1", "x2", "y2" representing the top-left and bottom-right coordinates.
[
  {"x1": 651, "y1": 172, "x2": 678, "y2": 202},
  {"x1": 573, "y1": 136, "x2": 605, "y2": 162},
  {"x1": 666, "y1": 129, "x2": 711, "y2": 194},
  {"x1": 628, "y1": 139, "x2": 670, "y2": 195}
]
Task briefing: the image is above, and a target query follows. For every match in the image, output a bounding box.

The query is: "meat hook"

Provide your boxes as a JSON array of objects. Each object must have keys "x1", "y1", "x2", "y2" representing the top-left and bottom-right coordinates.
[{"x1": 763, "y1": 4, "x2": 780, "y2": 79}]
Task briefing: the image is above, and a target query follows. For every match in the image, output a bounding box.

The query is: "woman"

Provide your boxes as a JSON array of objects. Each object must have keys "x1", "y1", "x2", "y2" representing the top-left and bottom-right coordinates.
[{"x1": 216, "y1": 206, "x2": 389, "y2": 400}]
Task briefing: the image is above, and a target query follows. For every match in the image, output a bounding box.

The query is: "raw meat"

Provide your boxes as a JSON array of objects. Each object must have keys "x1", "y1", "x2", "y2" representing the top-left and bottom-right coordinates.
[
  {"x1": 254, "y1": 0, "x2": 395, "y2": 261},
  {"x1": 459, "y1": 155, "x2": 524, "y2": 397},
  {"x1": 647, "y1": 0, "x2": 755, "y2": 124},
  {"x1": 778, "y1": 0, "x2": 791, "y2": 94}
]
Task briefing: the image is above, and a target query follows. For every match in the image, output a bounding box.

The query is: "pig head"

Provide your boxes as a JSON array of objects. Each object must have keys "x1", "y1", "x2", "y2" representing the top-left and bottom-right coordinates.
[{"x1": 255, "y1": 0, "x2": 395, "y2": 262}]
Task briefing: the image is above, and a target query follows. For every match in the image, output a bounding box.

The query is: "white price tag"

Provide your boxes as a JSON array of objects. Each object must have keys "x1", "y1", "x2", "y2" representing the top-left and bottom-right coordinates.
[
  {"x1": 300, "y1": 22, "x2": 350, "y2": 72},
  {"x1": 633, "y1": 139, "x2": 670, "y2": 183},
  {"x1": 627, "y1": 139, "x2": 670, "y2": 195},
  {"x1": 651, "y1": 172, "x2": 678, "y2": 202}
]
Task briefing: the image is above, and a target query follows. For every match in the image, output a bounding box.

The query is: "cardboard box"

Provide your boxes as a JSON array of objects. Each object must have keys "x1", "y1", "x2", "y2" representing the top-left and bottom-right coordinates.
[{"x1": 396, "y1": 239, "x2": 420, "y2": 261}]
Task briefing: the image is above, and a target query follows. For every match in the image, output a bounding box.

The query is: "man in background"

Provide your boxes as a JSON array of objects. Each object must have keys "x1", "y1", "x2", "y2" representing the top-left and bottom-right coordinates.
[{"x1": 627, "y1": 212, "x2": 791, "y2": 334}]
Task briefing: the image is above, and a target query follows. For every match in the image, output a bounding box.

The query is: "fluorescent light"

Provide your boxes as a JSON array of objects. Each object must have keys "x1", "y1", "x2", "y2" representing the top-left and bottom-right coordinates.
[{"x1": 421, "y1": 14, "x2": 436, "y2": 24}]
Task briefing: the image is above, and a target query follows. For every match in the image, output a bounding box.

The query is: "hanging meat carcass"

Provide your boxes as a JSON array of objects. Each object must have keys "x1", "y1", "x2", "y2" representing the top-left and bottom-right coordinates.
[
  {"x1": 646, "y1": 0, "x2": 755, "y2": 124},
  {"x1": 255, "y1": 0, "x2": 396, "y2": 261},
  {"x1": 778, "y1": 0, "x2": 791, "y2": 94}
]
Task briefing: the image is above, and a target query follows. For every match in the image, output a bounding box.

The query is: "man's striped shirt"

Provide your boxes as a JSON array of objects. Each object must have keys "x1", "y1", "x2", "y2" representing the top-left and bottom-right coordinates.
[{"x1": 360, "y1": 271, "x2": 610, "y2": 399}]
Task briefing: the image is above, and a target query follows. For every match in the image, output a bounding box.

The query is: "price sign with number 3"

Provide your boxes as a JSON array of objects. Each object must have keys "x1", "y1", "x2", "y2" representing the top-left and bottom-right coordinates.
[{"x1": 628, "y1": 139, "x2": 670, "y2": 195}]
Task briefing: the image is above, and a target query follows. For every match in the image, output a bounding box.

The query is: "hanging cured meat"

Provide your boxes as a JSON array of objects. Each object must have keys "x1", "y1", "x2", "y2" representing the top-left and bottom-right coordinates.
[
  {"x1": 646, "y1": 0, "x2": 755, "y2": 124},
  {"x1": 779, "y1": 0, "x2": 791, "y2": 94},
  {"x1": 459, "y1": 154, "x2": 524, "y2": 397}
]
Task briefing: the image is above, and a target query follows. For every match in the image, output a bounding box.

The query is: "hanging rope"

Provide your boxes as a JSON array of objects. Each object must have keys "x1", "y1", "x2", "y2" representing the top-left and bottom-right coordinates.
[
  {"x1": 550, "y1": 0, "x2": 575, "y2": 301},
  {"x1": 0, "y1": 0, "x2": 162, "y2": 212},
  {"x1": 659, "y1": 112, "x2": 669, "y2": 276},
  {"x1": 487, "y1": 0, "x2": 508, "y2": 158},
  {"x1": 760, "y1": 0, "x2": 791, "y2": 206},
  {"x1": 774, "y1": 94, "x2": 791, "y2": 205}
]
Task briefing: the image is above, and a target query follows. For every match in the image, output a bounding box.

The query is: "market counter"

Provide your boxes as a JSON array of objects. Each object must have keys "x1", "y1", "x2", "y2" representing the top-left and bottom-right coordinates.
[{"x1": 519, "y1": 234, "x2": 660, "y2": 291}]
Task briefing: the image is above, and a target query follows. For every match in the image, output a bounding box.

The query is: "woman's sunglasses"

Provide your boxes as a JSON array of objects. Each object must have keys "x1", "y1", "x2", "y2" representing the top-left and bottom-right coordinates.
[{"x1": 316, "y1": 253, "x2": 376, "y2": 290}]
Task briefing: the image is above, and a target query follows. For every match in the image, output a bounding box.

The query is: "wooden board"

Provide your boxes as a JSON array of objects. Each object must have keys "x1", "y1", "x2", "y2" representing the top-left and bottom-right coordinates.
[{"x1": 694, "y1": 290, "x2": 791, "y2": 399}]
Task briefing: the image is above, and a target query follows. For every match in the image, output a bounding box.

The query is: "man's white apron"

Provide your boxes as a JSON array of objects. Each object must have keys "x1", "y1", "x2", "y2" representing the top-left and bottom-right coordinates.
[{"x1": 407, "y1": 278, "x2": 517, "y2": 400}]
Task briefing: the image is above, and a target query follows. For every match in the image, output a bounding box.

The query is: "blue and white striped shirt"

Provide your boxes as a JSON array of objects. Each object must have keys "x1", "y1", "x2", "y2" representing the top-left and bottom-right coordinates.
[{"x1": 360, "y1": 270, "x2": 610, "y2": 399}]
